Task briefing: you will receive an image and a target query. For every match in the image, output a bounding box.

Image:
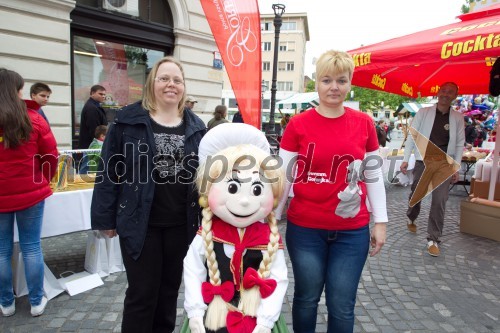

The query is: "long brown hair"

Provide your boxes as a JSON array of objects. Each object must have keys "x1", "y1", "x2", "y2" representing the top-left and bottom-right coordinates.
[
  {"x1": 142, "y1": 56, "x2": 187, "y2": 115},
  {"x1": 213, "y1": 105, "x2": 227, "y2": 120},
  {"x1": 0, "y1": 68, "x2": 32, "y2": 148}
]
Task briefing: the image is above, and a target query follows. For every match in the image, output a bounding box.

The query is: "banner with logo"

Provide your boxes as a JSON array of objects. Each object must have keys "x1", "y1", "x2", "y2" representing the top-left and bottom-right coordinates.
[{"x1": 201, "y1": 0, "x2": 262, "y2": 128}]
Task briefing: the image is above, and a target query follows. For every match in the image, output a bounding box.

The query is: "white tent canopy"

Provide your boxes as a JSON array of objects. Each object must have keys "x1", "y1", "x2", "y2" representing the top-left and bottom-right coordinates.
[
  {"x1": 397, "y1": 102, "x2": 433, "y2": 115},
  {"x1": 276, "y1": 92, "x2": 319, "y2": 109},
  {"x1": 276, "y1": 92, "x2": 360, "y2": 110}
]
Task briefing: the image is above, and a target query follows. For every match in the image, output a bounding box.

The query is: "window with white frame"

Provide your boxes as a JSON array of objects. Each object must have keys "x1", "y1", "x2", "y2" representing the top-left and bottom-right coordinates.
[
  {"x1": 278, "y1": 61, "x2": 294, "y2": 71},
  {"x1": 277, "y1": 81, "x2": 293, "y2": 91},
  {"x1": 279, "y1": 41, "x2": 296, "y2": 51},
  {"x1": 262, "y1": 42, "x2": 271, "y2": 51},
  {"x1": 261, "y1": 22, "x2": 273, "y2": 31},
  {"x1": 281, "y1": 22, "x2": 297, "y2": 30},
  {"x1": 263, "y1": 62, "x2": 271, "y2": 71}
]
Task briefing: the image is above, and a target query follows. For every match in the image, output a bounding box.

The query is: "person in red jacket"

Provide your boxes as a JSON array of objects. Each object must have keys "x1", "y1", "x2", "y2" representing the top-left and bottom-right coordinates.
[{"x1": 0, "y1": 69, "x2": 58, "y2": 318}]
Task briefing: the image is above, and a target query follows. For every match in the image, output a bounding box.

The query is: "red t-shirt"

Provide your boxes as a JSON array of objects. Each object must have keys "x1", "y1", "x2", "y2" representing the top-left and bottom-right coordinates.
[{"x1": 280, "y1": 107, "x2": 379, "y2": 230}]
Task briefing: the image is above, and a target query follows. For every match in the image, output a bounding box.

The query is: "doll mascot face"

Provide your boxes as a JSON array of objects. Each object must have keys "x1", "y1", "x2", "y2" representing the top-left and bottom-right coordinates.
[{"x1": 207, "y1": 156, "x2": 276, "y2": 228}]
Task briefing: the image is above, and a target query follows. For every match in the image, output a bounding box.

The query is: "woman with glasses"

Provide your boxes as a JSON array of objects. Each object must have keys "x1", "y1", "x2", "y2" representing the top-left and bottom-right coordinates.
[
  {"x1": 276, "y1": 50, "x2": 387, "y2": 333},
  {"x1": 91, "y1": 56, "x2": 206, "y2": 333}
]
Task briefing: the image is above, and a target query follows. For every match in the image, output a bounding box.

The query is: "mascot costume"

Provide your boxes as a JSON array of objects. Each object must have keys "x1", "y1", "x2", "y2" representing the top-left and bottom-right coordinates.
[{"x1": 183, "y1": 123, "x2": 288, "y2": 333}]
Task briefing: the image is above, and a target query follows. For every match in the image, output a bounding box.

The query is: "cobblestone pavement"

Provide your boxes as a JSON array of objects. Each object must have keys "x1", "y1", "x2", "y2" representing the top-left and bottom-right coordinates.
[{"x1": 1, "y1": 183, "x2": 499, "y2": 332}]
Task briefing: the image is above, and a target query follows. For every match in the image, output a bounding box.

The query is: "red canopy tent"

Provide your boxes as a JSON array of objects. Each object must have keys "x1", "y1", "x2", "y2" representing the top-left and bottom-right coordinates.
[{"x1": 347, "y1": 4, "x2": 500, "y2": 97}]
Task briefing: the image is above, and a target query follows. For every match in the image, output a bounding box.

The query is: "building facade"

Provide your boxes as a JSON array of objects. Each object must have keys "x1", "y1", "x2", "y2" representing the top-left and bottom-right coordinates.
[
  {"x1": 0, "y1": 0, "x2": 221, "y2": 149},
  {"x1": 221, "y1": 11, "x2": 310, "y2": 122}
]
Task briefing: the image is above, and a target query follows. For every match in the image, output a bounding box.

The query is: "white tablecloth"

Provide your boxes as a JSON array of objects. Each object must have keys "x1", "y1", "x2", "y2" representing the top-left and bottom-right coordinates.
[{"x1": 14, "y1": 189, "x2": 93, "y2": 241}]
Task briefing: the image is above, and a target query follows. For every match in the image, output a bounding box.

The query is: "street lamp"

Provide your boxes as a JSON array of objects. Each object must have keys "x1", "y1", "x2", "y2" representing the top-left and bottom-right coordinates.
[{"x1": 266, "y1": 3, "x2": 285, "y2": 139}]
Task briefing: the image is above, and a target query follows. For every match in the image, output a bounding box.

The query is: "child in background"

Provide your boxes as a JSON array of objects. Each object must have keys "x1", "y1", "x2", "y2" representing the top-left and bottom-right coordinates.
[
  {"x1": 87, "y1": 125, "x2": 107, "y2": 173},
  {"x1": 30, "y1": 82, "x2": 52, "y2": 125}
]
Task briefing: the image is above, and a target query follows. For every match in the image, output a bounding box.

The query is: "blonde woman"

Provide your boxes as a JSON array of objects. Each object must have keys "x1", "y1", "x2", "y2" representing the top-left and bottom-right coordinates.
[
  {"x1": 183, "y1": 123, "x2": 288, "y2": 333},
  {"x1": 91, "y1": 56, "x2": 206, "y2": 333},
  {"x1": 276, "y1": 50, "x2": 388, "y2": 333}
]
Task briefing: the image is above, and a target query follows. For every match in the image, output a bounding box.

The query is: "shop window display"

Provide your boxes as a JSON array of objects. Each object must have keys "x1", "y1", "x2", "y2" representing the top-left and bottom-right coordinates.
[{"x1": 73, "y1": 36, "x2": 164, "y2": 134}]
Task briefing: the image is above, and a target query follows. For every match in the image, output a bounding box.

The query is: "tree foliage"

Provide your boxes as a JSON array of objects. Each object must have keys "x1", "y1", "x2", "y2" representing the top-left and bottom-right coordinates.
[
  {"x1": 350, "y1": 86, "x2": 426, "y2": 113},
  {"x1": 462, "y1": 0, "x2": 472, "y2": 14},
  {"x1": 305, "y1": 80, "x2": 315, "y2": 92}
]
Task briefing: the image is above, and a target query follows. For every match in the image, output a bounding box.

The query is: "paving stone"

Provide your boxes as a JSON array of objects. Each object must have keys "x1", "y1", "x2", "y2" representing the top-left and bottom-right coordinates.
[
  {"x1": 360, "y1": 322, "x2": 379, "y2": 332},
  {"x1": 46, "y1": 318, "x2": 65, "y2": 328},
  {"x1": 60, "y1": 321, "x2": 81, "y2": 332}
]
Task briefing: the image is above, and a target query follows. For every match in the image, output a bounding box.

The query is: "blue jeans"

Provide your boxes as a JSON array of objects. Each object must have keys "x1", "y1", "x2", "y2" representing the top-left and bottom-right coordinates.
[
  {"x1": 286, "y1": 222, "x2": 370, "y2": 333},
  {"x1": 0, "y1": 201, "x2": 45, "y2": 307}
]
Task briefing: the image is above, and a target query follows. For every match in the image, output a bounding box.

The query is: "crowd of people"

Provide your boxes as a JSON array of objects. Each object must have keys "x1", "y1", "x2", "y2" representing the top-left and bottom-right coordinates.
[
  {"x1": 1, "y1": 51, "x2": 498, "y2": 333},
  {"x1": 461, "y1": 96, "x2": 497, "y2": 147}
]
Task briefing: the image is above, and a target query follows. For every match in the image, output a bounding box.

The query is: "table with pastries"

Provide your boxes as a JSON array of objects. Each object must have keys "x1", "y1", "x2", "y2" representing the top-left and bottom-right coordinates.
[{"x1": 14, "y1": 148, "x2": 101, "y2": 240}]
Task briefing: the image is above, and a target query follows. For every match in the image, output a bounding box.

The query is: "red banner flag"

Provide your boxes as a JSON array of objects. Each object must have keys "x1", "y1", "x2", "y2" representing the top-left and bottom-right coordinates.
[{"x1": 201, "y1": 0, "x2": 262, "y2": 129}]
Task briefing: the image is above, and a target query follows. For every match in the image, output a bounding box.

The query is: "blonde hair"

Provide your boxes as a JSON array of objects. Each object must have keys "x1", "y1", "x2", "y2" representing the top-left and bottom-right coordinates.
[
  {"x1": 196, "y1": 144, "x2": 285, "y2": 329},
  {"x1": 316, "y1": 50, "x2": 355, "y2": 82},
  {"x1": 142, "y1": 56, "x2": 187, "y2": 116}
]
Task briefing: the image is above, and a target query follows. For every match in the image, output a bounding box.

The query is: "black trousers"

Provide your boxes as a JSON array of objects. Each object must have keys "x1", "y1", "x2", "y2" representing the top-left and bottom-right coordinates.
[{"x1": 120, "y1": 224, "x2": 188, "y2": 333}]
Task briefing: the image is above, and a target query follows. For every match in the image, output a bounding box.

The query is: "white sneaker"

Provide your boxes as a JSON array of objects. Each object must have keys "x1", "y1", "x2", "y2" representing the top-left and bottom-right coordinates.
[
  {"x1": 31, "y1": 296, "x2": 48, "y2": 317},
  {"x1": 0, "y1": 301, "x2": 15, "y2": 317}
]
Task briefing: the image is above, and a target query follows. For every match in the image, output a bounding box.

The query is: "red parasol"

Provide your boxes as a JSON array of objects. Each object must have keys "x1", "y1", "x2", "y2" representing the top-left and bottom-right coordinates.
[{"x1": 348, "y1": 4, "x2": 500, "y2": 97}]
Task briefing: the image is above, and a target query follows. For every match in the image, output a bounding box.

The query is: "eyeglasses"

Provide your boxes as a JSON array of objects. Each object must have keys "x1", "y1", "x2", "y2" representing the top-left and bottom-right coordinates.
[{"x1": 155, "y1": 76, "x2": 184, "y2": 86}]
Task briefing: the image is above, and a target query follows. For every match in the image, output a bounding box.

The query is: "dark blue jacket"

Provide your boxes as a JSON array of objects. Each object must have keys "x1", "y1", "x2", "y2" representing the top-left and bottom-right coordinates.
[{"x1": 90, "y1": 101, "x2": 206, "y2": 260}]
